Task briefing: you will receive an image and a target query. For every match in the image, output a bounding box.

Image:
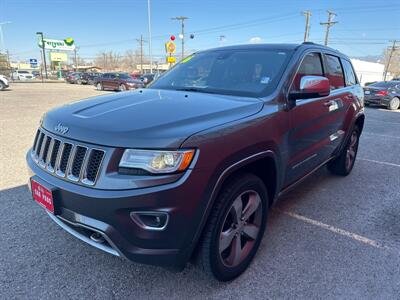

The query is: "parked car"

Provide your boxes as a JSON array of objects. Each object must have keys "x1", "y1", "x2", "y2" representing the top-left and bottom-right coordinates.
[
  {"x1": 32, "y1": 70, "x2": 41, "y2": 78},
  {"x1": 363, "y1": 80, "x2": 400, "y2": 110},
  {"x1": 0, "y1": 74, "x2": 9, "y2": 90},
  {"x1": 27, "y1": 43, "x2": 364, "y2": 281},
  {"x1": 12, "y1": 70, "x2": 34, "y2": 80},
  {"x1": 140, "y1": 73, "x2": 156, "y2": 85},
  {"x1": 65, "y1": 72, "x2": 81, "y2": 84},
  {"x1": 94, "y1": 72, "x2": 144, "y2": 91},
  {"x1": 79, "y1": 72, "x2": 102, "y2": 85}
]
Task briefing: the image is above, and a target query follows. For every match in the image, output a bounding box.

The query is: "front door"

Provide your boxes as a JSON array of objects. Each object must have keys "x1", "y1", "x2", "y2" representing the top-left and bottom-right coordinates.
[{"x1": 285, "y1": 52, "x2": 338, "y2": 185}]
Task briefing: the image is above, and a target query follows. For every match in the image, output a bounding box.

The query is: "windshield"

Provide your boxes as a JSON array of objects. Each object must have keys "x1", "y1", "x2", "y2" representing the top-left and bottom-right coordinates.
[
  {"x1": 18, "y1": 71, "x2": 30, "y2": 74},
  {"x1": 150, "y1": 49, "x2": 292, "y2": 97}
]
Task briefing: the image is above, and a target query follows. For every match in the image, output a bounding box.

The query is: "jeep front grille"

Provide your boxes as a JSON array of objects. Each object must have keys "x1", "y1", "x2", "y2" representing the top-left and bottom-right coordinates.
[{"x1": 31, "y1": 129, "x2": 105, "y2": 186}]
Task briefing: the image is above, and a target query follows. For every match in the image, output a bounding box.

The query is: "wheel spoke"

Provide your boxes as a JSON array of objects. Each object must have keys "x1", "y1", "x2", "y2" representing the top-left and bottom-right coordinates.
[
  {"x1": 231, "y1": 196, "x2": 243, "y2": 223},
  {"x1": 227, "y1": 235, "x2": 243, "y2": 266},
  {"x1": 242, "y1": 193, "x2": 261, "y2": 221},
  {"x1": 242, "y1": 224, "x2": 259, "y2": 240},
  {"x1": 219, "y1": 228, "x2": 236, "y2": 253}
]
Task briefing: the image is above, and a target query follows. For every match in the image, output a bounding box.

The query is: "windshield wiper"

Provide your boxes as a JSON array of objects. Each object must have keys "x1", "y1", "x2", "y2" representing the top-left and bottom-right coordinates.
[{"x1": 174, "y1": 87, "x2": 216, "y2": 94}]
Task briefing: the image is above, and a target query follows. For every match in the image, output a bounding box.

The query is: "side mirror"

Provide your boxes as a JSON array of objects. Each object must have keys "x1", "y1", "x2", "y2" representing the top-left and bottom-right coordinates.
[{"x1": 289, "y1": 76, "x2": 330, "y2": 100}]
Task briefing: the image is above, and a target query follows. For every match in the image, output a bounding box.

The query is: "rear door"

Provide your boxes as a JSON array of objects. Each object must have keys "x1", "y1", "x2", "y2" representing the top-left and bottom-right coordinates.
[
  {"x1": 322, "y1": 54, "x2": 351, "y2": 153},
  {"x1": 285, "y1": 51, "x2": 338, "y2": 184}
]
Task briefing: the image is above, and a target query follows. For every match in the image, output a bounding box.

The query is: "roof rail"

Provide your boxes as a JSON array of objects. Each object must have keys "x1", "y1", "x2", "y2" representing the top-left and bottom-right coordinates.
[{"x1": 302, "y1": 41, "x2": 317, "y2": 45}]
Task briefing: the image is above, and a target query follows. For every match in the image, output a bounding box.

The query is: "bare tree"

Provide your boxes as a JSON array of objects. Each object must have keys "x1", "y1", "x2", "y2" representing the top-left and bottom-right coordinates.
[{"x1": 94, "y1": 51, "x2": 122, "y2": 71}]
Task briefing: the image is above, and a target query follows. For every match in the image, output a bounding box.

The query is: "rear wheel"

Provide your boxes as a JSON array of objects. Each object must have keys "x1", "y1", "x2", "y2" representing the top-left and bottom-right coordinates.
[
  {"x1": 0, "y1": 81, "x2": 4, "y2": 91},
  {"x1": 198, "y1": 173, "x2": 268, "y2": 281},
  {"x1": 388, "y1": 97, "x2": 400, "y2": 110},
  {"x1": 328, "y1": 126, "x2": 360, "y2": 176},
  {"x1": 77, "y1": 79, "x2": 82, "y2": 85},
  {"x1": 96, "y1": 83, "x2": 103, "y2": 91}
]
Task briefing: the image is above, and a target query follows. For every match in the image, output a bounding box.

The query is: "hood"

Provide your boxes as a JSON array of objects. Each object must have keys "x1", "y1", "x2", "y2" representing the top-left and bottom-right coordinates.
[{"x1": 42, "y1": 89, "x2": 263, "y2": 148}]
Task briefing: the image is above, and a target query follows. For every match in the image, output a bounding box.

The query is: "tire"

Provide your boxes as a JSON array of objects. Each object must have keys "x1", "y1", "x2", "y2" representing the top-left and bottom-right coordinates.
[
  {"x1": 388, "y1": 97, "x2": 400, "y2": 110},
  {"x1": 119, "y1": 84, "x2": 126, "y2": 92},
  {"x1": 327, "y1": 126, "x2": 360, "y2": 176},
  {"x1": 197, "y1": 173, "x2": 268, "y2": 281},
  {"x1": 96, "y1": 83, "x2": 103, "y2": 91},
  {"x1": 0, "y1": 81, "x2": 4, "y2": 91},
  {"x1": 77, "y1": 79, "x2": 82, "y2": 85}
]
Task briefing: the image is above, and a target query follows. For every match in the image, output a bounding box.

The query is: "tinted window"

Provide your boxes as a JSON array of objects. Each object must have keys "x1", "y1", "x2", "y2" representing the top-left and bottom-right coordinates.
[
  {"x1": 325, "y1": 55, "x2": 345, "y2": 90},
  {"x1": 292, "y1": 52, "x2": 323, "y2": 91},
  {"x1": 150, "y1": 49, "x2": 293, "y2": 97},
  {"x1": 342, "y1": 59, "x2": 356, "y2": 86}
]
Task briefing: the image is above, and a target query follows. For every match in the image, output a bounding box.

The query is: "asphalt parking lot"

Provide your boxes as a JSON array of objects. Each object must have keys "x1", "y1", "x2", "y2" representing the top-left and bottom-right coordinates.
[{"x1": 0, "y1": 83, "x2": 399, "y2": 299}]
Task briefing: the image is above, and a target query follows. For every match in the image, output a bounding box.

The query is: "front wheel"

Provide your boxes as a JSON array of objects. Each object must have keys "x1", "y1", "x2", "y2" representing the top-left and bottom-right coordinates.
[
  {"x1": 0, "y1": 81, "x2": 4, "y2": 91},
  {"x1": 96, "y1": 83, "x2": 103, "y2": 91},
  {"x1": 327, "y1": 126, "x2": 360, "y2": 176},
  {"x1": 197, "y1": 173, "x2": 268, "y2": 281},
  {"x1": 388, "y1": 97, "x2": 400, "y2": 110}
]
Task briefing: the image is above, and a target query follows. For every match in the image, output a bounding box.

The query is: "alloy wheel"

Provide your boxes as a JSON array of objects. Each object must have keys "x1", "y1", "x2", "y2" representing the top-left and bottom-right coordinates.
[{"x1": 219, "y1": 190, "x2": 263, "y2": 267}]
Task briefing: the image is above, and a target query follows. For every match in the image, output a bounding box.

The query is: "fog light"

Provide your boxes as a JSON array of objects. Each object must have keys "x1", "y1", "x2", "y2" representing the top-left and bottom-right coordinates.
[{"x1": 130, "y1": 212, "x2": 169, "y2": 231}]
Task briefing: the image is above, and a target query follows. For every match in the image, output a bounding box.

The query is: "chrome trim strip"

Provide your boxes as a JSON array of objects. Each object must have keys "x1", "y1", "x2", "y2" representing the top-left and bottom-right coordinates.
[
  {"x1": 55, "y1": 142, "x2": 66, "y2": 177},
  {"x1": 65, "y1": 144, "x2": 76, "y2": 181},
  {"x1": 292, "y1": 153, "x2": 318, "y2": 169},
  {"x1": 67, "y1": 146, "x2": 88, "y2": 182},
  {"x1": 46, "y1": 211, "x2": 120, "y2": 257}
]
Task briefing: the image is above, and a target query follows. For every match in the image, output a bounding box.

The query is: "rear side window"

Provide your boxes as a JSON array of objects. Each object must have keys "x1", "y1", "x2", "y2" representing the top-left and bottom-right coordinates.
[
  {"x1": 341, "y1": 59, "x2": 357, "y2": 86},
  {"x1": 292, "y1": 52, "x2": 324, "y2": 91},
  {"x1": 325, "y1": 55, "x2": 345, "y2": 90}
]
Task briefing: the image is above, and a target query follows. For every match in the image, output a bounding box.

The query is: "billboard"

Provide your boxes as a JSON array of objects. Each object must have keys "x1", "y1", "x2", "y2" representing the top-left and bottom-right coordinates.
[{"x1": 38, "y1": 38, "x2": 75, "y2": 51}]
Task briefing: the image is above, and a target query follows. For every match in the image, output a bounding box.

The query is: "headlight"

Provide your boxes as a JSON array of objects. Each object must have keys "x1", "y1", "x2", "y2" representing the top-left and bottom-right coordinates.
[{"x1": 119, "y1": 149, "x2": 195, "y2": 174}]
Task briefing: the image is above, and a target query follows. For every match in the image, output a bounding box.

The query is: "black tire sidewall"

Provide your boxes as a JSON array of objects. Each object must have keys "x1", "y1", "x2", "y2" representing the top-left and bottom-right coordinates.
[
  {"x1": 344, "y1": 127, "x2": 360, "y2": 174},
  {"x1": 208, "y1": 175, "x2": 268, "y2": 281}
]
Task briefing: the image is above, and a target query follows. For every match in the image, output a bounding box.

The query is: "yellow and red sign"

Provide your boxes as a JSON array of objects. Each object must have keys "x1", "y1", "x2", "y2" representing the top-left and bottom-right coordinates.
[{"x1": 165, "y1": 41, "x2": 176, "y2": 54}]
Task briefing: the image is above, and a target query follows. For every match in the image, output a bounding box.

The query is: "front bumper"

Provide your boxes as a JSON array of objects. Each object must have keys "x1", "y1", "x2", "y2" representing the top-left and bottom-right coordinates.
[{"x1": 27, "y1": 153, "x2": 212, "y2": 269}]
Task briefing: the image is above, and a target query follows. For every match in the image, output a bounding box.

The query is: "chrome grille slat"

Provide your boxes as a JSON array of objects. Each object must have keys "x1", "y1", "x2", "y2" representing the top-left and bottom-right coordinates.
[{"x1": 31, "y1": 129, "x2": 105, "y2": 186}]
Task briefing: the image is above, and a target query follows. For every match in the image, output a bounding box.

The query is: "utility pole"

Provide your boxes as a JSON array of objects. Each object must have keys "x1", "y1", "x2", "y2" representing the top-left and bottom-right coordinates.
[
  {"x1": 74, "y1": 47, "x2": 78, "y2": 71},
  {"x1": 172, "y1": 16, "x2": 189, "y2": 60},
  {"x1": 36, "y1": 32, "x2": 48, "y2": 79},
  {"x1": 320, "y1": 11, "x2": 338, "y2": 46},
  {"x1": 147, "y1": 0, "x2": 153, "y2": 74},
  {"x1": 383, "y1": 40, "x2": 399, "y2": 81},
  {"x1": 136, "y1": 35, "x2": 146, "y2": 74},
  {"x1": 302, "y1": 11, "x2": 312, "y2": 42}
]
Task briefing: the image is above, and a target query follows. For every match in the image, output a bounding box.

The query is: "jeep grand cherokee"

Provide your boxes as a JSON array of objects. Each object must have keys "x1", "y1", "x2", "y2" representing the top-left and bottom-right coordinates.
[{"x1": 27, "y1": 43, "x2": 365, "y2": 281}]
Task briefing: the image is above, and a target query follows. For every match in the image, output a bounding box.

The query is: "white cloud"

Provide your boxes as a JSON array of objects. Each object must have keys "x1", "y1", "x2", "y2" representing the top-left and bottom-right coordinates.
[{"x1": 249, "y1": 37, "x2": 263, "y2": 44}]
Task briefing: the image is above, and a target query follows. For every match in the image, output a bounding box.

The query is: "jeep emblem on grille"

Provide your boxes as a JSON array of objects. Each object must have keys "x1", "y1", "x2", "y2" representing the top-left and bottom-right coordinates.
[{"x1": 54, "y1": 123, "x2": 69, "y2": 135}]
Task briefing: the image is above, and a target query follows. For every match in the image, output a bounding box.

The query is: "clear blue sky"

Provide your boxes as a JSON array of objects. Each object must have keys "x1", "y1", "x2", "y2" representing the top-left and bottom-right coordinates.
[{"x1": 1, "y1": 0, "x2": 399, "y2": 63}]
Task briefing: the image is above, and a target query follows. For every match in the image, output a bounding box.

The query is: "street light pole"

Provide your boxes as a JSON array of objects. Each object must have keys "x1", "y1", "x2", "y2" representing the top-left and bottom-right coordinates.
[
  {"x1": 172, "y1": 16, "x2": 188, "y2": 60},
  {"x1": 147, "y1": 0, "x2": 153, "y2": 74},
  {"x1": 36, "y1": 32, "x2": 48, "y2": 79},
  {"x1": 0, "y1": 21, "x2": 11, "y2": 54}
]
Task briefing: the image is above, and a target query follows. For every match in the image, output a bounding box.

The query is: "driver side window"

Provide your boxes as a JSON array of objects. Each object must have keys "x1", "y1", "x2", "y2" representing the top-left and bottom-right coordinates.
[{"x1": 292, "y1": 53, "x2": 324, "y2": 92}]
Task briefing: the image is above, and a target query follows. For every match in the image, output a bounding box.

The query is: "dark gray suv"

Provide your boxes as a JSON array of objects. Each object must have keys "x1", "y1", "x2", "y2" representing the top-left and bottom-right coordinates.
[{"x1": 27, "y1": 43, "x2": 365, "y2": 281}]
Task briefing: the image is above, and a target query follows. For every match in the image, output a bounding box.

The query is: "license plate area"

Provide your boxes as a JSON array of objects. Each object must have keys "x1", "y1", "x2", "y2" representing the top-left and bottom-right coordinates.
[{"x1": 30, "y1": 179, "x2": 56, "y2": 214}]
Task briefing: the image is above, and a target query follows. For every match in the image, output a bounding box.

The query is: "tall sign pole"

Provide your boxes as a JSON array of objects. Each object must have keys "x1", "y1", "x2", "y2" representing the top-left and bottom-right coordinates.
[
  {"x1": 36, "y1": 32, "x2": 48, "y2": 79},
  {"x1": 320, "y1": 11, "x2": 338, "y2": 46},
  {"x1": 172, "y1": 16, "x2": 188, "y2": 60}
]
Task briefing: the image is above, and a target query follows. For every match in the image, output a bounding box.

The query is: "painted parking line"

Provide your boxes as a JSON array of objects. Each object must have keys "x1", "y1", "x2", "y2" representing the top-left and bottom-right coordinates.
[
  {"x1": 278, "y1": 210, "x2": 388, "y2": 250},
  {"x1": 366, "y1": 119, "x2": 400, "y2": 125},
  {"x1": 358, "y1": 158, "x2": 400, "y2": 168}
]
